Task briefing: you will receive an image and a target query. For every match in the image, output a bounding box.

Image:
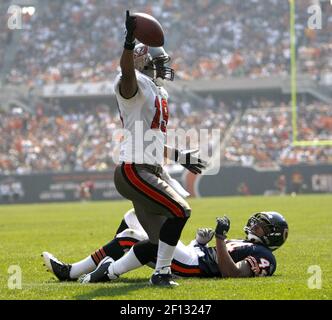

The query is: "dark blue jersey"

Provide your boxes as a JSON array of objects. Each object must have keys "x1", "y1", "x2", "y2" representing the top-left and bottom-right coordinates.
[{"x1": 197, "y1": 239, "x2": 276, "y2": 277}]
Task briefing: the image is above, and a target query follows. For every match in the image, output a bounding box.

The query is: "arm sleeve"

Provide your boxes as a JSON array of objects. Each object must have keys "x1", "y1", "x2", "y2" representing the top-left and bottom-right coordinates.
[
  {"x1": 244, "y1": 255, "x2": 276, "y2": 277},
  {"x1": 113, "y1": 71, "x2": 151, "y2": 110}
]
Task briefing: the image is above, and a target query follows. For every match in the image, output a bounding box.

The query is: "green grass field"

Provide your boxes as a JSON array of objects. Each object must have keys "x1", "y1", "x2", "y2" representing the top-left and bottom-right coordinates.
[{"x1": 0, "y1": 195, "x2": 331, "y2": 300}]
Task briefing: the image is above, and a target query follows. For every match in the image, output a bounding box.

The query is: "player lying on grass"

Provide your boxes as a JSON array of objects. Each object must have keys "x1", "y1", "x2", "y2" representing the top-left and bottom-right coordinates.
[{"x1": 43, "y1": 209, "x2": 289, "y2": 281}]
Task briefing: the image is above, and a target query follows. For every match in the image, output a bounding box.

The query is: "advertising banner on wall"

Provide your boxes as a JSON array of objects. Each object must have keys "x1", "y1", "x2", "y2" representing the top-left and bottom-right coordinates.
[
  {"x1": 184, "y1": 165, "x2": 332, "y2": 197},
  {"x1": 0, "y1": 165, "x2": 331, "y2": 204},
  {"x1": 0, "y1": 170, "x2": 121, "y2": 204}
]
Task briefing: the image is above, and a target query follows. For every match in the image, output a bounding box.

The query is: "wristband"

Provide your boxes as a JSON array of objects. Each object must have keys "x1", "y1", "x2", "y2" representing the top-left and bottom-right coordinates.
[{"x1": 124, "y1": 40, "x2": 135, "y2": 50}]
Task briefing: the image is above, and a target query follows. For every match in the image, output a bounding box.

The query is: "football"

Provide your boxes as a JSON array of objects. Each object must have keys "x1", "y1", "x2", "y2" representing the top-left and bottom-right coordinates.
[{"x1": 133, "y1": 12, "x2": 165, "y2": 47}]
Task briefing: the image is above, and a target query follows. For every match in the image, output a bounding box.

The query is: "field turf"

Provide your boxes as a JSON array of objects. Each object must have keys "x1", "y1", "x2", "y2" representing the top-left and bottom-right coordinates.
[{"x1": 0, "y1": 195, "x2": 331, "y2": 300}]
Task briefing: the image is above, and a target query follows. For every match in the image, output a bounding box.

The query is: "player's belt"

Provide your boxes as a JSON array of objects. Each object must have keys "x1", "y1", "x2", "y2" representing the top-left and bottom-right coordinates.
[{"x1": 133, "y1": 163, "x2": 163, "y2": 175}]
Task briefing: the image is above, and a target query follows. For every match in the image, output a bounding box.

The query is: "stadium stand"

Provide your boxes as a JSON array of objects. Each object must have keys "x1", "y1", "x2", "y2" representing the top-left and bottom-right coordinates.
[
  {"x1": 1, "y1": 98, "x2": 331, "y2": 174},
  {"x1": 0, "y1": 100, "x2": 237, "y2": 174},
  {"x1": 223, "y1": 101, "x2": 332, "y2": 168},
  {"x1": 0, "y1": 0, "x2": 331, "y2": 176},
  {"x1": 3, "y1": 0, "x2": 332, "y2": 84}
]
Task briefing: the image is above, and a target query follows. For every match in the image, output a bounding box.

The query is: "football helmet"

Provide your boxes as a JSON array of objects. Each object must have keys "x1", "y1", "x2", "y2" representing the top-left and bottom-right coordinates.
[
  {"x1": 133, "y1": 43, "x2": 174, "y2": 82},
  {"x1": 244, "y1": 211, "x2": 289, "y2": 251}
]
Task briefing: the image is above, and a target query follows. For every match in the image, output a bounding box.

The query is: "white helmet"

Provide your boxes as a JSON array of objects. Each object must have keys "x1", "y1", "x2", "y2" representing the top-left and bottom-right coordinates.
[{"x1": 133, "y1": 43, "x2": 174, "y2": 81}]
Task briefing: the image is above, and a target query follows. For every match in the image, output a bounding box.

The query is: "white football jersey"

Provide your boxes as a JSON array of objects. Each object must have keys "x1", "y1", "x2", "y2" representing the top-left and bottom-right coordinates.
[{"x1": 114, "y1": 70, "x2": 169, "y2": 165}]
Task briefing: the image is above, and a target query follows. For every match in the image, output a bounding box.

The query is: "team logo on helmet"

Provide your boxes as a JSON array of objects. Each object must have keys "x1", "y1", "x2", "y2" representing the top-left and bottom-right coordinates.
[
  {"x1": 283, "y1": 228, "x2": 289, "y2": 242},
  {"x1": 134, "y1": 44, "x2": 148, "y2": 58}
]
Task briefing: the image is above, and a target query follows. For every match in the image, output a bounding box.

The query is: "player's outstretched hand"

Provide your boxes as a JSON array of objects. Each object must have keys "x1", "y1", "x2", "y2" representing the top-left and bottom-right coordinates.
[
  {"x1": 196, "y1": 228, "x2": 215, "y2": 245},
  {"x1": 215, "y1": 216, "x2": 230, "y2": 240},
  {"x1": 176, "y1": 149, "x2": 207, "y2": 175},
  {"x1": 124, "y1": 10, "x2": 136, "y2": 49}
]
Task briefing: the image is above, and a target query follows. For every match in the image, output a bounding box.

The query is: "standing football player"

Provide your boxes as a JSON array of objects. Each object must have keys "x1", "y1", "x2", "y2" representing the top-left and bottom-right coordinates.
[{"x1": 111, "y1": 11, "x2": 206, "y2": 286}]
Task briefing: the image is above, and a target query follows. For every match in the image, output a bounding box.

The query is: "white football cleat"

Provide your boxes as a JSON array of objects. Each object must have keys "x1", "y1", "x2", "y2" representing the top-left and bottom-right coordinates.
[{"x1": 42, "y1": 251, "x2": 73, "y2": 281}]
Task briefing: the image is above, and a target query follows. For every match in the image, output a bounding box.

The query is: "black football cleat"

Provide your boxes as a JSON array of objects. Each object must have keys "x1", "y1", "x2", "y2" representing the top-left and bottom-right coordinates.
[
  {"x1": 42, "y1": 252, "x2": 73, "y2": 281},
  {"x1": 149, "y1": 268, "x2": 179, "y2": 287},
  {"x1": 79, "y1": 257, "x2": 117, "y2": 283}
]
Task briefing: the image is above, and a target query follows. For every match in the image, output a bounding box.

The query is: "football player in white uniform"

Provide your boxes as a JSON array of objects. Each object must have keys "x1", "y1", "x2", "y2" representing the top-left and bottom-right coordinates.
[
  {"x1": 42, "y1": 10, "x2": 206, "y2": 288},
  {"x1": 111, "y1": 11, "x2": 206, "y2": 286}
]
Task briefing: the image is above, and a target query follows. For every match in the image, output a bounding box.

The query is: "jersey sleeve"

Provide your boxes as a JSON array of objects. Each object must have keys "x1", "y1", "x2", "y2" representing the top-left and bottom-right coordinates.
[
  {"x1": 244, "y1": 254, "x2": 276, "y2": 277},
  {"x1": 113, "y1": 71, "x2": 152, "y2": 110}
]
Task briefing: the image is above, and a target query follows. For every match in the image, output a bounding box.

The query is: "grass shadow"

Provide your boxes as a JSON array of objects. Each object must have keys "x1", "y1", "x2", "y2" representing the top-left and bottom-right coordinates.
[{"x1": 75, "y1": 277, "x2": 151, "y2": 300}]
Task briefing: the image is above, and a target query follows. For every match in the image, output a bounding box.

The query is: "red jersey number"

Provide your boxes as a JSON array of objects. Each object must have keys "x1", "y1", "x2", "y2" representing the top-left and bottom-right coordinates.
[{"x1": 151, "y1": 97, "x2": 168, "y2": 133}]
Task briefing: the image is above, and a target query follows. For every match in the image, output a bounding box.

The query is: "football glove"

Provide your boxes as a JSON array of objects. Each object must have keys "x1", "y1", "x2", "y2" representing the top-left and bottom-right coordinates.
[
  {"x1": 175, "y1": 149, "x2": 207, "y2": 175},
  {"x1": 215, "y1": 216, "x2": 230, "y2": 240},
  {"x1": 196, "y1": 228, "x2": 215, "y2": 245},
  {"x1": 124, "y1": 10, "x2": 136, "y2": 50}
]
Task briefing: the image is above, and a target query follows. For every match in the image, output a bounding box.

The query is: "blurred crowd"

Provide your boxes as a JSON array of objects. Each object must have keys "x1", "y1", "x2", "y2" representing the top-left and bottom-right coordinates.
[
  {"x1": 0, "y1": 100, "x2": 236, "y2": 174},
  {"x1": 224, "y1": 101, "x2": 332, "y2": 167},
  {"x1": 3, "y1": 0, "x2": 332, "y2": 85},
  {"x1": 1, "y1": 98, "x2": 331, "y2": 175},
  {"x1": 0, "y1": 0, "x2": 11, "y2": 73},
  {"x1": 0, "y1": 105, "x2": 121, "y2": 174}
]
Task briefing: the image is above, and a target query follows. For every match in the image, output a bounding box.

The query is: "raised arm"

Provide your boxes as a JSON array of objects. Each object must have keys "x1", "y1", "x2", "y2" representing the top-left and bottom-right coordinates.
[
  {"x1": 119, "y1": 10, "x2": 138, "y2": 99},
  {"x1": 214, "y1": 217, "x2": 253, "y2": 278}
]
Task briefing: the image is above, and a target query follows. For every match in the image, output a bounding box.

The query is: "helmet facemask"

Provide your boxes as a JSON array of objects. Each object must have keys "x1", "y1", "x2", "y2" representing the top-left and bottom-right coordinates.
[
  {"x1": 244, "y1": 214, "x2": 273, "y2": 245},
  {"x1": 154, "y1": 57, "x2": 175, "y2": 82},
  {"x1": 244, "y1": 212, "x2": 288, "y2": 251},
  {"x1": 133, "y1": 44, "x2": 175, "y2": 84}
]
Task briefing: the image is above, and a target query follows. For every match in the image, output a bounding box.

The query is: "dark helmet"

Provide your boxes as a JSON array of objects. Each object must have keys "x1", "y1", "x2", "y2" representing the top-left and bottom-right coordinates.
[
  {"x1": 133, "y1": 43, "x2": 174, "y2": 81},
  {"x1": 244, "y1": 211, "x2": 289, "y2": 251}
]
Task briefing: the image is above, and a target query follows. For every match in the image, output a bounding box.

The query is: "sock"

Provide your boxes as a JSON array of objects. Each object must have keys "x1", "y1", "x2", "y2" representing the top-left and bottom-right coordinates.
[
  {"x1": 102, "y1": 238, "x2": 127, "y2": 261},
  {"x1": 154, "y1": 217, "x2": 189, "y2": 273},
  {"x1": 112, "y1": 247, "x2": 143, "y2": 276},
  {"x1": 159, "y1": 218, "x2": 189, "y2": 246},
  {"x1": 70, "y1": 236, "x2": 131, "y2": 279},
  {"x1": 155, "y1": 240, "x2": 176, "y2": 273},
  {"x1": 133, "y1": 240, "x2": 158, "y2": 265},
  {"x1": 90, "y1": 247, "x2": 108, "y2": 266},
  {"x1": 70, "y1": 256, "x2": 96, "y2": 279}
]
